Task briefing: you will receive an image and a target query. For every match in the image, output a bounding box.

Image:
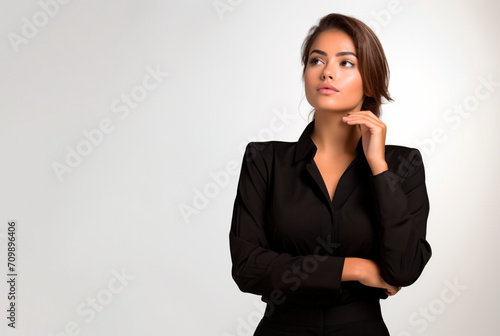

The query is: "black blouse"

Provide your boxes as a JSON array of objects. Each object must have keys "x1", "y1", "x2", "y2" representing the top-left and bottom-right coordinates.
[{"x1": 229, "y1": 119, "x2": 432, "y2": 308}]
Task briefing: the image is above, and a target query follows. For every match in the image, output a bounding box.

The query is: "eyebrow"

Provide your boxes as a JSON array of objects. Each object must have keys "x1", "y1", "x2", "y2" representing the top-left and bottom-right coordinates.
[{"x1": 309, "y1": 49, "x2": 357, "y2": 58}]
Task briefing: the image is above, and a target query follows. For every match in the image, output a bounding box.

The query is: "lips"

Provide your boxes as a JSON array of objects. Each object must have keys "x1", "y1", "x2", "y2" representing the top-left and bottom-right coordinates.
[{"x1": 317, "y1": 83, "x2": 338, "y2": 91}]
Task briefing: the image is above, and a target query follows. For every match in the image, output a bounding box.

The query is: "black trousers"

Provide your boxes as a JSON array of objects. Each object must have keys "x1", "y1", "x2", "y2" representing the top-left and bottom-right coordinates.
[{"x1": 254, "y1": 299, "x2": 390, "y2": 336}]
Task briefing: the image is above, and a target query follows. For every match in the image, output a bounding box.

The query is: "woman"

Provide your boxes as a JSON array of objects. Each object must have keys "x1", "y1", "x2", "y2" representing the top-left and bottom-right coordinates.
[{"x1": 229, "y1": 13, "x2": 432, "y2": 335}]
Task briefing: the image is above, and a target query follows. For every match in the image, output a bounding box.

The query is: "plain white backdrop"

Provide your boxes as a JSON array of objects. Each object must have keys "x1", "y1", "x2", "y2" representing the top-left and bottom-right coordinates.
[{"x1": 1, "y1": 0, "x2": 499, "y2": 335}]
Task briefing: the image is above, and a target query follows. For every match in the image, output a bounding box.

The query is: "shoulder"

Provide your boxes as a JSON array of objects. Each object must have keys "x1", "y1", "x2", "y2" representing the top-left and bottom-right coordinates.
[
  {"x1": 384, "y1": 144, "x2": 425, "y2": 179},
  {"x1": 243, "y1": 140, "x2": 297, "y2": 161},
  {"x1": 241, "y1": 140, "x2": 298, "y2": 178},
  {"x1": 238, "y1": 141, "x2": 294, "y2": 184}
]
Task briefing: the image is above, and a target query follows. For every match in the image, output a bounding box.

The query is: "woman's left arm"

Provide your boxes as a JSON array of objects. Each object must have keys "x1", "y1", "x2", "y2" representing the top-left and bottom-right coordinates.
[
  {"x1": 343, "y1": 111, "x2": 432, "y2": 287},
  {"x1": 369, "y1": 148, "x2": 432, "y2": 287}
]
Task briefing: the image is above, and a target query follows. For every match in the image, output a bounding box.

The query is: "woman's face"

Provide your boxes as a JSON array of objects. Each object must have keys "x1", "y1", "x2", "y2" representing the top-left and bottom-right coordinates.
[{"x1": 304, "y1": 29, "x2": 364, "y2": 114}]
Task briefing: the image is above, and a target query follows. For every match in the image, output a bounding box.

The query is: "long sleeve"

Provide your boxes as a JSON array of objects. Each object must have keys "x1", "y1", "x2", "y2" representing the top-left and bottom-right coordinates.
[
  {"x1": 369, "y1": 148, "x2": 432, "y2": 287},
  {"x1": 229, "y1": 142, "x2": 345, "y2": 300}
]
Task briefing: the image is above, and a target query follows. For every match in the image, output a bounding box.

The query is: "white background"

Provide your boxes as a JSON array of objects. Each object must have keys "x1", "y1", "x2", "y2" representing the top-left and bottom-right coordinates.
[{"x1": 1, "y1": 0, "x2": 499, "y2": 335}]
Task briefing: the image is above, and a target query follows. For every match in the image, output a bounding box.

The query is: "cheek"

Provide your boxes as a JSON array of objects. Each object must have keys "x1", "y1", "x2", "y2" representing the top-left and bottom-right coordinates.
[
  {"x1": 304, "y1": 74, "x2": 316, "y2": 95},
  {"x1": 344, "y1": 73, "x2": 364, "y2": 96}
]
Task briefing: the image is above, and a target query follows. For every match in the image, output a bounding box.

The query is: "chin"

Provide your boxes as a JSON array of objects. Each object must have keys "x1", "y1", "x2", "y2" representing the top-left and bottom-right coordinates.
[{"x1": 316, "y1": 105, "x2": 351, "y2": 113}]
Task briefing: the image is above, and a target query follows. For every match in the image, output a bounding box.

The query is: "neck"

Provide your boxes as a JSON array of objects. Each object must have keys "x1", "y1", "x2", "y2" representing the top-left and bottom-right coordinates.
[{"x1": 310, "y1": 109, "x2": 362, "y2": 156}]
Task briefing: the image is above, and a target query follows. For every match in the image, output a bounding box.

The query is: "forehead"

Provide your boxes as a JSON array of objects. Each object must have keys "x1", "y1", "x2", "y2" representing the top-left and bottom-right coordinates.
[{"x1": 310, "y1": 29, "x2": 356, "y2": 54}]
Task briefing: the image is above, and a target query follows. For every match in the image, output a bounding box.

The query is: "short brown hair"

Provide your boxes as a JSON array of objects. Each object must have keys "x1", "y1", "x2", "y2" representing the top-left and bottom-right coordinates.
[{"x1": 301, "y1": 13, "x2": 393, "y2": 118}]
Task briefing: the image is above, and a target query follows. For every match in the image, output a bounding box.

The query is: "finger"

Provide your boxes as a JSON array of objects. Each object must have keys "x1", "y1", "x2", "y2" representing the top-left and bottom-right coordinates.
[
  {"x1": 344, "y1": 119, "x2": 379, "y2": 137},
  {"x1": 342, "y1": 115, "x2": 382, "y2": 130},
  {"x1": 344, "y1": 116, "x2": 384, "y2": 130},
  {"x1": 388, "y1": 286, "x2": 399, "y2": 296},
  {"x1": 344, "y1": 111, "x2": 381, "y2": 121},
  {"x1": 343, "y1": 112, "x2": 385, "y2": 127}
]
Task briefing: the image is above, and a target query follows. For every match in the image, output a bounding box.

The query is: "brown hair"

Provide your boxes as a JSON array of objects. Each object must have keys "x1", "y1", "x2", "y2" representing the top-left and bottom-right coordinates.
[{"x1": 301, "y1": 13, "x2": 393, "y2": 119}]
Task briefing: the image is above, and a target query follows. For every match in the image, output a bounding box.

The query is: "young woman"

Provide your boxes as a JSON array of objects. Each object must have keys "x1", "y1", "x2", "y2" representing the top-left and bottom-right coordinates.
[{"x1": 229, "y1": 13, "x2": 432, "y2": 335}]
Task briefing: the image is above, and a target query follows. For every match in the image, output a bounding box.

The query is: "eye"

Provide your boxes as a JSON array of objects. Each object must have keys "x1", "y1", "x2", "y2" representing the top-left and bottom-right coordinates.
[
  {"x1": 341, "y1": 59, "x2": 355, "y2": 67},
  {"x1": 309, "y1": 57, "x2": 323, "y2": 65}
]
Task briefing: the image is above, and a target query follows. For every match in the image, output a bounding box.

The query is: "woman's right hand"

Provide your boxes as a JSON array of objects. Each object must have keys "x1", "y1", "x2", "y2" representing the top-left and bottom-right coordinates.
[{"x1": 358, "y1": 258, "x2": 401, "y2": 296}]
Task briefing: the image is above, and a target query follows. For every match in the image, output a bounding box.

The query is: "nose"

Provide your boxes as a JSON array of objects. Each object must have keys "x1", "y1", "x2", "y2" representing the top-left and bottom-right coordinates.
[{"x1": 321, "y1": 67, "x2": 335, "y2": 81}]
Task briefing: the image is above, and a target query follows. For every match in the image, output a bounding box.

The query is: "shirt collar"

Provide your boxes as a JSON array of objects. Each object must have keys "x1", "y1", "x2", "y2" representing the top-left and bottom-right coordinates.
[{"x1": 294, "y1": 119, "x2": 364, "y2": 163}]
